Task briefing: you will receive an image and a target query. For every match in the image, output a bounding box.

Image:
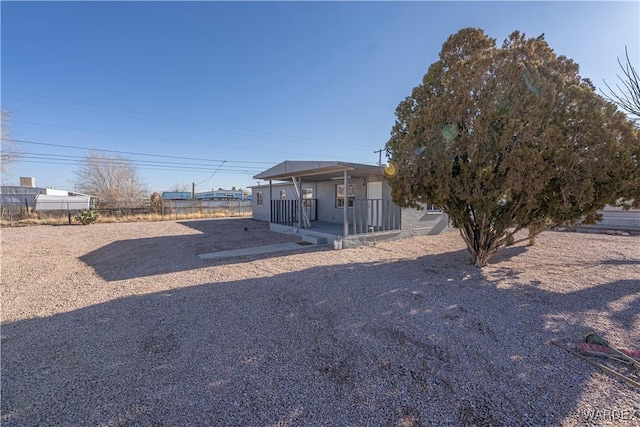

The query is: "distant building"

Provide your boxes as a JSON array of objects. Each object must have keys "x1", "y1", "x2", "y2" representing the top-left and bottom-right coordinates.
[
  {"x1": 161, "y1": 191, "x2": 192, "y2": 200},
  {"x1": 0, "y1": 185, "x2": 46, "y2": 210},
  {"x1": 195, "y1": 190, "x2": 245, "y2": 200},
  {"x1": 1, "y1": 177, "x2": 95, "y2": 215}
]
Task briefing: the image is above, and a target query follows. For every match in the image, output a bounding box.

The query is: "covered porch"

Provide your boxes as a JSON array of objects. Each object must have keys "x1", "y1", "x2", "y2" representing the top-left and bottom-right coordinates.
[
  {"x1": 270, "y1": 198, "x2": 400, "y2": 235},
  {"x1": 253, "y1": 161, "x2": 401, "y2": 238}
]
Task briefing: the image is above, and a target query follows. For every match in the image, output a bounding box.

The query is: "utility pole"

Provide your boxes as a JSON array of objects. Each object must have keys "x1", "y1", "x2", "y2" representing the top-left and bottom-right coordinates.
[{"x1": 374, "y1": 149, "x2": 384, "y2": 166}]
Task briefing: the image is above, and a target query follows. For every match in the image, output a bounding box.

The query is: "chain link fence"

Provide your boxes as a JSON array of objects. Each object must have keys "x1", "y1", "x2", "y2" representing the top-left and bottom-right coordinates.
[
  {"x1": 1, "y1": 197, "x2": 253, "y2": 224},
  {"x1": 161, "y1": 199, "x2": 252, "y2": 219}
]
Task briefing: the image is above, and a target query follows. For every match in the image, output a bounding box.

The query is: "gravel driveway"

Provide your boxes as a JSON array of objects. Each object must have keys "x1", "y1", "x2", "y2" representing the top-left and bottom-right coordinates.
[{"x1": 2, "y1": 217, "x2": 639, "y2": 426}]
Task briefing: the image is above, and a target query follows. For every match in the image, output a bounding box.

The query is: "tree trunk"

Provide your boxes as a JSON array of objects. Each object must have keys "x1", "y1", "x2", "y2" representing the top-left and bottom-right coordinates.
[
  {"x1": 529, "y1": 234, "x2": 537, "y2": 246},
  {"x1": 459, "y1": 228, "x2": 501, "y2": 268},
  {"x1": 471, "y1": 247, "x2": 495, "y2": 268}
]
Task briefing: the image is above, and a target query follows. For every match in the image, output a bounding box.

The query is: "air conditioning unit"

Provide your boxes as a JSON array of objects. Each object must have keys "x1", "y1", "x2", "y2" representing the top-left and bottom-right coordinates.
[{"x1": 20, "y1": 177, "x2": 36, "y2": 187}]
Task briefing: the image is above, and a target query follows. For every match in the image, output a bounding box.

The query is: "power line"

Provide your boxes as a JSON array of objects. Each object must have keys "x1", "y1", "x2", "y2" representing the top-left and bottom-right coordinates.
[
  {"x1": 195, "y1": 161, "x2": 226, "y2": 186},
  {"x1": 15, "y1": 157, "x2": 263, "y2": 174},
  {"x1": 19, "y1": 152, "x2": 264, "y2": 171},
  {"x1": 13, "y1": 119, "x2": 241, "y2": 150},
  {"x1": 4, "y1": 89, "x2": 375, "y2": 150},
  {"x1": 9, "y1": 118, "x2": 366, "y2": 158},
  {"x1": 2, "y1": 137, "x2": 379, "y2": 167},
  {"x1": 1, "y1": 138, "x2": 272, "y2": 165}
]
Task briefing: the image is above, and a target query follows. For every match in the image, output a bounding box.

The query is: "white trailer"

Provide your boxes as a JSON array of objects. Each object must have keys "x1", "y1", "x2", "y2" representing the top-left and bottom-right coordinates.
[{"x1": 34, "y1": 194, "x2": 95, "y2": 212}]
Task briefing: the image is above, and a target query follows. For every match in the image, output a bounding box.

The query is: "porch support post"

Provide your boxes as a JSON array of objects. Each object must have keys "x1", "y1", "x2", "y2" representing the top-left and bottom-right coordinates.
[
  {"x1": 297, "y1": 177, "x2": 303, "y2": 229},
  {"x1": 343, "y1": 170, "x2": 349, "y2": 237},
  {"x1": 269, "y1": 180, "x2": 272, "y2": 223}
]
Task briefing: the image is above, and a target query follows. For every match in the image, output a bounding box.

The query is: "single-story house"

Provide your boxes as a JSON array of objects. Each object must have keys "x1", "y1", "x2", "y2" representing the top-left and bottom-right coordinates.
[{"x1": 251, "y1": 161, "x2": 452, "y2": 247}]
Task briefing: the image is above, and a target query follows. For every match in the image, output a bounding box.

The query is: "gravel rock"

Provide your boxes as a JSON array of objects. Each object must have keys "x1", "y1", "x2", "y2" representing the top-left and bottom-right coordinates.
[{"x1": 2, "y1": 218, "x2": 639, "y2": 426}]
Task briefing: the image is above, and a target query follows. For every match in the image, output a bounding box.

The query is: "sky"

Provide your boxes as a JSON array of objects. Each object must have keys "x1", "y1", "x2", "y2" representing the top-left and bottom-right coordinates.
[{"x1": 2, "y1": 1, "x2": 638, "y2": 194}]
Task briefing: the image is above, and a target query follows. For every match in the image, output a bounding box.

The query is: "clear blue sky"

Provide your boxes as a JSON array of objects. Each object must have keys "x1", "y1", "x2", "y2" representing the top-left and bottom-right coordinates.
[{"x1": 2, "y1": 1, "x2": 638, "y2": 194}]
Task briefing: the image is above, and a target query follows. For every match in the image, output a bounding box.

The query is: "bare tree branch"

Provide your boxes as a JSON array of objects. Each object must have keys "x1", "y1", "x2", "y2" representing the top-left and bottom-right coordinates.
[
  {"x1": 602, "y1": 46, "x2": 640, "y2": 121},
  {"x1": 0, "y1": 110, "x2": 23, "y2": 178},
  {"x1": 74, "y1": 151, "x2": 147, "y2": 208}
]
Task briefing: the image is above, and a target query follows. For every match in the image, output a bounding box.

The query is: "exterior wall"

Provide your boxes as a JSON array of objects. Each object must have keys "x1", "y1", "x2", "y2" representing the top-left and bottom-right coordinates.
[
  {"x1": 250, "y1": 183, "x2": 294, "y2": 222},
  {"x1": 378, "y1": 176, "x2": 394, "y2": 200},
  {"x1": 274, "y1": 185, "x2": 297, "y2": 201},
  {"x1": 251, "y1": 185, "x2": 271, "y2": 222},
  {"x1": 316, "y1": 181, "x2": 339, "y2": 223},
  {"x1": 0, "y1": 185, "x2": 47, "y2": 209},
  {"x1": 594, "y1": 205, "x2": 640, "y2": 231},
  {"x1": 316, "y1": 178, "x2": 370, "y2": 223},
  {"x1": 400, "y1": 205, "x2": 453, "y2": 237}
]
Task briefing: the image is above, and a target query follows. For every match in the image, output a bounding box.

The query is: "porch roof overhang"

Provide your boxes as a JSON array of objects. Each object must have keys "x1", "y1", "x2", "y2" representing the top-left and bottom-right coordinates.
[{"x1": 253, "y1": 161, "x2": 383, "y2": 182}]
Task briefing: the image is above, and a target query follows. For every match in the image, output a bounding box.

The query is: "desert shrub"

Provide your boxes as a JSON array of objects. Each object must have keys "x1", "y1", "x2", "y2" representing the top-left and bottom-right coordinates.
[{"x1": 74, "y1": 207, "x2": 98, "y2": 225}]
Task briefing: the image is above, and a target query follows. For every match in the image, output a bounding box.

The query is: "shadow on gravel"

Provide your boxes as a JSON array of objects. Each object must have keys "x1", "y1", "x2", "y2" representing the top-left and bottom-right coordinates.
[
  {"x1": 600, "y1": 259, "x2": 640, "y2": 266},
  {"x1": 79, "y1": 218, "x2": 324, "y2": 281},
  {"x1": 3, "y1": 250, "x2": 638, "y2": 426},
  {"x1": 80, "y1": 218, "x2": 531, "y2": 283}
]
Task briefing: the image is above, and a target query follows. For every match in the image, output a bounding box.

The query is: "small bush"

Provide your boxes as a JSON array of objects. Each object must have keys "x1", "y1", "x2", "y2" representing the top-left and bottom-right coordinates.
[{"x1": 74, "y1": 207, "x2": 98, "y2": 225}]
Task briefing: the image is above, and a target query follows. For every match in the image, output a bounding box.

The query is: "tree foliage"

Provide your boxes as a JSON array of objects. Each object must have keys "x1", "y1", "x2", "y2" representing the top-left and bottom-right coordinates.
[
  {"x1": 171, "y1": 183, "x2": 190, "y2": 192},
  {"x1": 385, "y1": 28, "x2": 640, "y2": 267},
  {"x1": 149, "y1": 192, "x2": 162, "y2": 214},
  {"x1": 74, "y1": 151, "x2": 147, "y2": 208}
]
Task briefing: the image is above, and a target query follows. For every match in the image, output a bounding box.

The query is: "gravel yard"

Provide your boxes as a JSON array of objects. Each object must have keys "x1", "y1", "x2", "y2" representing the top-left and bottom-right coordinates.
[{"x1": 1, "y1": 217, "x2": 639, "y2": 426}]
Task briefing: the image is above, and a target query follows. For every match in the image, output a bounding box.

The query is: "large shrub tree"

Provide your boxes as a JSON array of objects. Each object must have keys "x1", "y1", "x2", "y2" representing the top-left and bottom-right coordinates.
[
  {"x1": 385, "y1": 28, "x2": 639, "y2": 267},
  {"x1": 74, "y1": 151, "x2": 147, "y2": 208}
]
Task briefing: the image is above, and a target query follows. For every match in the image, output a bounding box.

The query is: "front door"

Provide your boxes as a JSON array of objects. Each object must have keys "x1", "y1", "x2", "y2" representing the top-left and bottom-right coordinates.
[{"x1": 367, "y1": 181, "x2": 383, "y2": 228}]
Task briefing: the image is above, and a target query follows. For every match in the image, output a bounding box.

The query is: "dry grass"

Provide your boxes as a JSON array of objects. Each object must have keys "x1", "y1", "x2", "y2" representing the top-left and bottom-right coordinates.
[{"x1": 0, "y1": 210, "x2": 250, "y2": 227}]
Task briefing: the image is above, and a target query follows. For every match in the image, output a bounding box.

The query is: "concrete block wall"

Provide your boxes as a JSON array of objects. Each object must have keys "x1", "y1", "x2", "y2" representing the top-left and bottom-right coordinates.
[{"x1": 400, "y1": 207, "x2": 452, "y2": 238}]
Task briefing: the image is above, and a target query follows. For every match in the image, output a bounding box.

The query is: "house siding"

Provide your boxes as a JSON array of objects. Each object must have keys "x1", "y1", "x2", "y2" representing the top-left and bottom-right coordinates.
[
  {"x1": 250, "y1": 161, "x2": 453, "y2": 244},
  {"x1": 251, "y1": 183, "x2": 294, "y2": 222},
  {"x1": 594, "y1": 205, "x2": 640, "y2": 230},
  {"x1": 400, "y1": 206, "x2": 453, "y2": 237},
  {"x1": 315, "y1": 178, "x2": 372, "y2": 224},
  {"x1": 251, "y1": 185, "x2": 270, "y2": 222}
]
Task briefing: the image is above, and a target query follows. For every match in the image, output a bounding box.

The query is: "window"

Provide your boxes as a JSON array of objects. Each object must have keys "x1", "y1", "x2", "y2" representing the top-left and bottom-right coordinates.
[
  {"x1": 336, "y1": 184, "x2": 355, "y2": 208},
  {"x1": 302, "y1": 188, "x2": 313, "y2": 207},
  {"x1": 256, "y1": 192, "x2": 263, "y2": 206},
  {"x1": 425, "y1": 204, "x2": 442, "y2": 213},
  {"x1": 280, "y1": 190, "x2": 287, "y2": 200}
]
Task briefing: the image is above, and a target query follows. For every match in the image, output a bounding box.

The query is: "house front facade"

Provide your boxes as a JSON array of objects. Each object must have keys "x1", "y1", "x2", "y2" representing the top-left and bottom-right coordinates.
[{"x1": 251, "y1": 161, "x2": 452, "y2": 246}]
